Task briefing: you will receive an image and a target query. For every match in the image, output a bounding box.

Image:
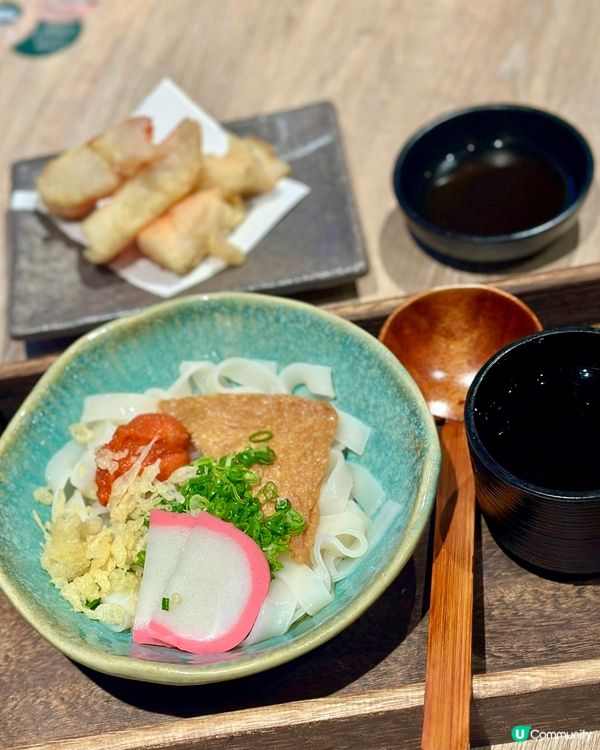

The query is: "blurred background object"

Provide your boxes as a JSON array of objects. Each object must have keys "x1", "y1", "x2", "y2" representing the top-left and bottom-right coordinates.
[
  {"x1": 3, "y1": 0, "x2": 600, "y2": 362},
  {"x1": 1, "y1": 0, "x2": 100, "y2": 56}
]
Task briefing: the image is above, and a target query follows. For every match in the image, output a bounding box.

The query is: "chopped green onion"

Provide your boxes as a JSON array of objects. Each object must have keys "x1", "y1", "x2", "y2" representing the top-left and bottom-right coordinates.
[
  {"x1": 258, "y1": 481, "x2": 278, "y2": 503},
  {"x1": 161, "y1": 597, "x2": 170, "y2": 611},
  {"x1": 134, "y1": 550, "x2": 146, "y2": 567},
  {"x1": 162, "y1": 434, "x2": 305, "y2": 571},
  {"x1": 249, "y1": 429, "x2": 273, "y2": 443},
  {"x1": 235, "y1": 443, "x2": 275, "y2": 467},
  {"x1": 85, "y1": 598, "x2": 101, "y2": 610},
  {"x1": 188, "y1": 494, "x2": 206, "y2": 511}
]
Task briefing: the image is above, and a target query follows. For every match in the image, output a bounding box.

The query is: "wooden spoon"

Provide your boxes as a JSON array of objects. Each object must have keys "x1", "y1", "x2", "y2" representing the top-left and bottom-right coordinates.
[{"x1": 379, "y1": 285, "x2": 542, "y2": 750}]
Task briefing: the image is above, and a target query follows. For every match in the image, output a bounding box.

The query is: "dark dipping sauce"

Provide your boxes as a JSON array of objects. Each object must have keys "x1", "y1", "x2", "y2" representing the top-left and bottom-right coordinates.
[
  {"x1": 422, "y1": 147, "x2": 568, "y2": 236},
  {"x1": 476, "y1": 365, "x2": 600, "y2": 492}
]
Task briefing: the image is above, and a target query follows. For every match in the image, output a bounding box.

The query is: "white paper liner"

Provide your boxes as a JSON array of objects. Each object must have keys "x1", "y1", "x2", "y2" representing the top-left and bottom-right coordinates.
[{"x1": 11, "y1": 78, "x2": 310, "y2": 298}]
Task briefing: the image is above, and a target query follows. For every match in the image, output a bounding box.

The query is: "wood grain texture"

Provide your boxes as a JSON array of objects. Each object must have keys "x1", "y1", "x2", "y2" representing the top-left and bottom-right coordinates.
[
  {"x1": 0, "y1": 298, "x2": 599, "y2": 750},
  {"x1": 329, "y1": 262, "x2": 600, "y2": 337},
  {"x1": 1, "y1": 3, "x2": 600, "y2": 746},
  {"x1": 3, "y1": 0, "x2": 600, "y2": 362},
  {"x1": 376, "y1": 285, "x2": 541, "y2": 749},
  {"x1": 422, "y1": 422, "x2": 474, "y2": 750},
  {"x1": 2, "y1": 517, "x2": 599, "y2": 750}
]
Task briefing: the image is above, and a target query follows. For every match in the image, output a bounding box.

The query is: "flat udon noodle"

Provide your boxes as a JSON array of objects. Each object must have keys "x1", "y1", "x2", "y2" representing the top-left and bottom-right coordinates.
[
  {"x1": 312, "y1": 452, "x2": 370, "y2": 583},
  {"x1": 244, "y1": 449, "x2": 372, "y2": 645},
  {"x1": 61, "y1": 359, "x2": 346, "y2": 517},
  {"x1": 44, "y1": 357, "x2": 393, "y2": 641},
  {"x1": 158, "y1": 393, "x2": 338, "y2": 564},
  {"x1": 80, "y1": 393, "x2": 158, "y2": 424},
  {"x1": 77, "y1": 358, "x2": 368, "y2": 456}
]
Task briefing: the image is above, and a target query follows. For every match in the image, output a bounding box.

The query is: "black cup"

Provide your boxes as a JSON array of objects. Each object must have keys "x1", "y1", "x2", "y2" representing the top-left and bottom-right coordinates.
[{"x1": 465, "y1": 326, "x2": 600, "y2": 575}]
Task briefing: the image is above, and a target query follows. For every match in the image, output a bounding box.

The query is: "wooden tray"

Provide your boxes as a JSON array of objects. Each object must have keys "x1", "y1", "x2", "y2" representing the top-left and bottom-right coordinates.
[{"x1": 2, "y1": 267, "x2": 600, "y2": 750}]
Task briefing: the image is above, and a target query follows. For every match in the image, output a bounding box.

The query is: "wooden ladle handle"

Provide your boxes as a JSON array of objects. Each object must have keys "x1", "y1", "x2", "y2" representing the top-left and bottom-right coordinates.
[{"x1": 421, "y1": 420, "x2": 475, "y2": 750}]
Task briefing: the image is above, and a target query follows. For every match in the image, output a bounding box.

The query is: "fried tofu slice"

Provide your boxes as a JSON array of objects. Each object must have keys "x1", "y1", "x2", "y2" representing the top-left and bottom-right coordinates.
[
  {"x1": 37, "y1": 117, "x2": 157, "y2": 220},
  {"x1": 82, "y1": 119, "x2": 203, "y2": 264},
  {"x1": 137, "y1": 188, "x2": 246, "y2": 274},
  {"x1": 159, "y1": 394, "x2": 338, "y2": 564},
  {"x1": 199, "y1": 134, "x2": 290, "y2": 198}
]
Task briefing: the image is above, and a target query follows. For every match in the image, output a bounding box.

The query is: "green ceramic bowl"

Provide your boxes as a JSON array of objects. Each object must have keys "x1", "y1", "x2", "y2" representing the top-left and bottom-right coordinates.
[{"x1": 0, "y1": 293, "x2": 440, "y2": 685}]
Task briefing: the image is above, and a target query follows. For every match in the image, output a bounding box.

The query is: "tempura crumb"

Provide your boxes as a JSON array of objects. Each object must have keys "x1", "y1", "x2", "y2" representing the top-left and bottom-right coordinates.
[
  {"x1": 40, "y1": 455, "x2": 183, "y2": 624},
  {"x1": 69, "y1": 423, "x2": 94, "y2": 444},
  {"x1": 33, "y1": 486, "x2": 53, "y2": 506}
]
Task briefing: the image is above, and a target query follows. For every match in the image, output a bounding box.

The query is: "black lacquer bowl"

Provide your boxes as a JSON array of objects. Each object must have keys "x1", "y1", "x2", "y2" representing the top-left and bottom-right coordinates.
[
  {"x1": 393, "y1": 104, "x2": 594, "y2": 265},
  {"x1": 465, "y1": 327, "x2": 600, "y2": 575}
]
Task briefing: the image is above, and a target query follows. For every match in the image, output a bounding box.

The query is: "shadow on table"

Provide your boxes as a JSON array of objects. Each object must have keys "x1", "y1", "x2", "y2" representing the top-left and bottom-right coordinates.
[
  {"x1": 77, "y1": 495, "x2": 491, "y2": 720},
  {"x1": 77, "y1": 548, "x2": 424, "y2": 717},
  {"x1": 377, "y1": 208, "x2": 582, "y2": 295},
  {"x1": 23, "y1": 282, "x2": 362, "y2": 360}
]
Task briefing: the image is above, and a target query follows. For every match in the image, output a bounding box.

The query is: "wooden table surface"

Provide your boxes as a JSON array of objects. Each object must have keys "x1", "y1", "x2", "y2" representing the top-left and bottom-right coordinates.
[{"x1": 1, "y1": 2, "x2": 599, "y2": 748}]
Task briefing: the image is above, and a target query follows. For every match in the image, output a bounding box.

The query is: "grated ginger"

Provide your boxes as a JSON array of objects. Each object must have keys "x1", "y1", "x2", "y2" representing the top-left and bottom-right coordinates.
[
  {"x1": 40, "y1": 448, "x2": 185, "y2": 632},
  {"x1": 33, "y1": 487, "x2": 53, "y2": 506}
]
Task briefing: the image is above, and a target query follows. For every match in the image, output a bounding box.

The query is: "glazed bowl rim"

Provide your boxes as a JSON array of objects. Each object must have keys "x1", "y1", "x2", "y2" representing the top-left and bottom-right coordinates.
[
  {"x1": 465, "y1": 325, "x2": 600, "y2": 502},
  {"x1": 0, "y1": 291, "x2": 442, "y2": 684},
  {"x1": 392, "y1": 103, "x2": 594, "y2": 245}
]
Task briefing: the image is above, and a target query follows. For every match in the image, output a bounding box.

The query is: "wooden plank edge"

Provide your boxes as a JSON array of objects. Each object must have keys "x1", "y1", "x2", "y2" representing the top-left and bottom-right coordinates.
[
  {"x1": 14, "y1": 688, "x2": 425, "y2": 750},
  {"x1": 4, "y1": 268, "x2": 600, "y2": 748},
  {"x1": 17, "y1": 660, "x2": 600, "y2": 750},
  {"x1": 326, "y1": 261, "x2": 600, "y2": 330},
  {"x1": 473, "y1": 656, "x2": 600, "y2": 698},
  {"x1": 0, "y1": 353, "x2": 58, "y2": 383},
  {"x1": 4, "y1": 260, "x2": 600, "y2": 385}
]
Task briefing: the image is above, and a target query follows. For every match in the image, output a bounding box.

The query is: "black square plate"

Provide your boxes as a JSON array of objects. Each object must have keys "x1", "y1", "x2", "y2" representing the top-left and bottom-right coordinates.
[{"x1": 8, "y1": 101, "x2": 367, "y2": 342}]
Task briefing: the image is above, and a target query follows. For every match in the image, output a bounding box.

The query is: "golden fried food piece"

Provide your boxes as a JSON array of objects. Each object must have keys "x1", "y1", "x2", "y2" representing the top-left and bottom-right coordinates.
[
  {"x1": 37, "y1": 147, "x2": 119, "y2": 220},
  {"x1": 159, "y1": 394, "x2": 338, "y2": 564},
  {"x1": 82, "y1": 119, "x2": 203, "y2": 264},
  {"x1": 137, "y1": 188, "x2": 245, "y2": 274},
  {"x1": 37, "y1": 117, "x2": 157, "y2": 220},
  {"x1": 89, "y1": 117, "x2": 157, "y2": 178},
  {"x1": 199, "y1": 134, "x2": 290, "y2": 198}
]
